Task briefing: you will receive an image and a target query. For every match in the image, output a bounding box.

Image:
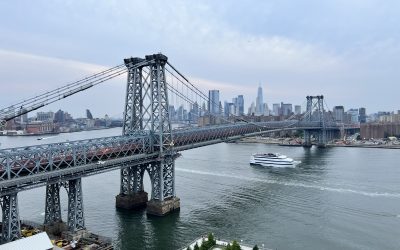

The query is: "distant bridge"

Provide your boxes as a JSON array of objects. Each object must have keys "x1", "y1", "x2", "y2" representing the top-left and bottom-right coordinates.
[{"x1": 0, "y1": 53, "x2": 356, "y2": 243}]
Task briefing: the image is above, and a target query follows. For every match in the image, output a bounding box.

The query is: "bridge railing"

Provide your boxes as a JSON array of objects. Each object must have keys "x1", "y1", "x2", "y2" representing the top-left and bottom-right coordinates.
[{"x1": 0, "y1": 134, "x2": 151, "y2": 181}]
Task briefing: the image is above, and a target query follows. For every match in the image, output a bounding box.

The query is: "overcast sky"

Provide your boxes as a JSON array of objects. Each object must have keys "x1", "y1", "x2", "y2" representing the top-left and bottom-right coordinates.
[{"x1": 1, "y1": 0, "x2": 400, "y2": 118}]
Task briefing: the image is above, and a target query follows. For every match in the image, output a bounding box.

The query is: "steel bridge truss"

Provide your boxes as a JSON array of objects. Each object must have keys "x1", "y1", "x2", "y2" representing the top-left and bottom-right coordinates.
[
  {"x1": 0, "y1": 134, "x2": 151, "y2": 183},
  {"x1": 303, "y1": 95, "x2": 332, "y2": 146},
  {"x1": 120, "y1": 54, "x2": 174, "y2": 202},
  {"x1": 43, "y1": 179, "x2": 85, "y2": 232},
  {"x1": 0, "y1": 193, "x2": 20, "y2": 243},
  {"x1": 0, "y1": 52, "x2": 355, "y2": 243}
]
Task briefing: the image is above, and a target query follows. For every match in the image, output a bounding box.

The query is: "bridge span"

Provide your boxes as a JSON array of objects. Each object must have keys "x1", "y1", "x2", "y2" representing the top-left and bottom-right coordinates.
[{"x1": 0, "y1": 53, "x2": 354, "y2": 243}]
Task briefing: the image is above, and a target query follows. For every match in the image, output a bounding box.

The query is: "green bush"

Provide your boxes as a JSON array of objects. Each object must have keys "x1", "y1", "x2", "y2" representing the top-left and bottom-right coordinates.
[
  {"x1": 231, "y1": 240, "x2": 241, "y2": 250},
  {"x1": 253, "y1": 245, "x2": 259, "y2": 250},
  {"x1": 194, "y1": 243, "x2": 200, "y2": 250}
]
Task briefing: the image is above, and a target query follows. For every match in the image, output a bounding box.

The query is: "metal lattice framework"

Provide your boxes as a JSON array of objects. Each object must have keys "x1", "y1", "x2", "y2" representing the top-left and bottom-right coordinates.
[
  {"x1": 303, "y1": 95, "x2": 330, "y2": 146},
  {"x1": 44, "y1": 183, "x2": 62, "y2": 225},
  {"x1": 0, "y1": 134, "x2": 151, "y2": 183},
  {"x1": 0, "y1": 52, "x2": 356, "y2": 243},
  {"x1": 66, "y1": 178, "x2": 85, "y2": 232},
  {"x1": 119, "y1": 54, "x2": 174, "y2": 201},
  {"x1": 0, "y1": 193, "x2": 20, "y2": 243},
  {"x1": 120, "y1": 165, "x2": 146, "y2": 195}
]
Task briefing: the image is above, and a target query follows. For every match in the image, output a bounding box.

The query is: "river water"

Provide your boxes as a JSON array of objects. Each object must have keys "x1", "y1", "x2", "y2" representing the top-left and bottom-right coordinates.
[{"x1": 1, "y1": 128, "x2": 399, "y2": 250}]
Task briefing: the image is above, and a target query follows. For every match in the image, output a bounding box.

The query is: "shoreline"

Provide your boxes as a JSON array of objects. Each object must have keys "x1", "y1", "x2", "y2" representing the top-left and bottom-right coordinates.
[
  {"x1": 233, "y1": 137, "x2": 400, "y2": 149},
  {"x1": 0, "y1": 126, "x2": 122, "y2": 137}
]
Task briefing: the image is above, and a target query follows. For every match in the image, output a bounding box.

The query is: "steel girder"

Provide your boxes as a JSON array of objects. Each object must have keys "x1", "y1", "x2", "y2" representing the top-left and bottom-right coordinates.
[
  {"x1": 120, "y1": 165, "x2": 146, "y2": 195},
  {"x1": 0, "y1": 193, "x2": 20, "y2": 243},
  {"x1": 120, "y1": 54, "x2": 174, "y2": 199},
  {"x1": 123, "y1": 62, "x2": 143, "y2": 135},
  {"x1": 0, "y1": 134, "x2": 150, "y2": 182},
  {"x1": 148, "y1": 57, "x2": 173, "y2": 154},
  {"x1": 303, "y1": 96, "x2": 329, "y2": 145},
  {"x1": 66, "y1": 178, "x2": 85, "y2": 232},
  {"x1": 146, "y1": 156, "x2": 175, "y2": 201},
  {"x1": 44, "y1": 183, "x2": 62, "y2": 225}
]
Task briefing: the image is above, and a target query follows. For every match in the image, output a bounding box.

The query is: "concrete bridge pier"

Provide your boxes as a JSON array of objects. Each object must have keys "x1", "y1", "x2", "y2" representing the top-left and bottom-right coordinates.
[
  {"x1": 317, "y1": 130, "x2": 327, "y2": 148},
  {"x1": 0, "y1": 193, "x2": 21, "y2": 243},
  {"x1": 146, "y1": 157, "x2": 180, "y2": 216},
  {"x1": 116, "y1": 165, "x2": 149, "y2": 210},
  {"x1": 303, "y1": 130, "x2": 312, "y2": 147}
]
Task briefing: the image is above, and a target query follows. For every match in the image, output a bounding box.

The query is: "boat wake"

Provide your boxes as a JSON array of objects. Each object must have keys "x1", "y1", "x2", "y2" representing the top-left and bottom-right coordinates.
[
  {"x1": 176, "y1": 168, "x2": 400, "y2": 198},
  {"x1": 41, "y1": 136, "x2": 56, "y2": 140}
]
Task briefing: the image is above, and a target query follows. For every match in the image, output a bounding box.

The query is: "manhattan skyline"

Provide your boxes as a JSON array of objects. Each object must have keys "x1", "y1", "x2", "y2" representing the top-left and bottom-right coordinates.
[{"x1": 1, "y1": 1, "x2": 400, "y2": 116}]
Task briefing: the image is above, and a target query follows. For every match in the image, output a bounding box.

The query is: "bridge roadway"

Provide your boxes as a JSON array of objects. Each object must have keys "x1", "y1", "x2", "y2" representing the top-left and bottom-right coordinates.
[{"x1": 0, "y1": 121, "x2": 344, "y2": 195}]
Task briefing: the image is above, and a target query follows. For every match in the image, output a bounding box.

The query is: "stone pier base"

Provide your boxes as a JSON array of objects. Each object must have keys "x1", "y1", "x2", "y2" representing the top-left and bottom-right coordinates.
[
  {"x1": 43, "y1": 221, "x2": 67, "y2": 236},
  {"x1": 115, "y1": 191, "x2": 148, "y2": 210},
  {"x1": 146, "y1": 197, "x2": 180, "y2": 216}
]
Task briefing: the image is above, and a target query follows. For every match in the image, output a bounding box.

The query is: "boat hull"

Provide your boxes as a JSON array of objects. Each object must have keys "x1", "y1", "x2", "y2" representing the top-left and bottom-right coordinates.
[{"x1": 250, "y1": 155, "x2": 300, "y2": 168}]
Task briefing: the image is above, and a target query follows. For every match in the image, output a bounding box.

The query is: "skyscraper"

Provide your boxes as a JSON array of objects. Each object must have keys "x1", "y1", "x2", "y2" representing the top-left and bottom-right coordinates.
[
  {"x1": 273, "y1": 103, "x2": 280, "y2": 116},
  {"x1": 255, "y1": 84, "x2": 264, "y2": 115},
  {"x1": 237, "y1": 95, "x2": 244, "y2": 115},
  {"x1": 333, "y1": 106, "x2": 345, "y2": 122},
  {"x1": 359, "y1": 107, "x2": 366, "y2": 123},
  {"x1": 294, "y1": 105, "x2": 301, "y2": 115},
  {"x1": 208, "y1": 90, "x2": 220, "y2": 115},
  {"x1": 281, "y1": 103, "x2": 293, "y2": 116},
  {"x1": 86, "y1": 109, "x2": 93, "y2": 119}
]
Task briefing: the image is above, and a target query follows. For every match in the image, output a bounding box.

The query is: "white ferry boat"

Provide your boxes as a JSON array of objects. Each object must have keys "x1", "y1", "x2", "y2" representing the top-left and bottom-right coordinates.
[{"x1": 250, "y1": 153, "x2": 300, "y2": 167}]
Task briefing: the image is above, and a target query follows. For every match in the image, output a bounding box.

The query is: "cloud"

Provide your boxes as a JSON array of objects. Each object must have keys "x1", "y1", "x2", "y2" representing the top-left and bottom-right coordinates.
[
  {"x1": 0, "y1": 50, "x2": 126, "y2": 118},
  {"x1": 1, "y1": 1, "x2": 400, "y2": 113}
]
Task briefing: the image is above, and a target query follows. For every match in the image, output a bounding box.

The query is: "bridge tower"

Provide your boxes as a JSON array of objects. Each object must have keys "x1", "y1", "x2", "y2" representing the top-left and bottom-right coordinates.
[
  {"x1": 43, "y1": 179, "x2": 85, "y2": 236},
  {"x1": 116, "y1": 54, "x2": 179, "y2": 215},
  {"x1": 303, "y1": 95, "x2": 327, "y2": 148},
  {"x1": 0, "y1": 193, "x2": 20, "y2": 243}
]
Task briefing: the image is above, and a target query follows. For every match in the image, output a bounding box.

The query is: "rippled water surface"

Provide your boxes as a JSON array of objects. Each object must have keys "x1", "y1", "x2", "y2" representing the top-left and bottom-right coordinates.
[{"x1": 1, "y1": 128, "x2": 400, "y2": 250}]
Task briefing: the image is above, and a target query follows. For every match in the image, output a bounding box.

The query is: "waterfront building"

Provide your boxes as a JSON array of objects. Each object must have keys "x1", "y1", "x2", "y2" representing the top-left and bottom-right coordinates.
[
  {"x1": 26, "y1": 121, "x2": 56, "y2": 134},
  {"x1": 224, "y1": 101, "x2": 229, "y2": 117},
  {"x1": 54, "y1": 109, "x2": 65, "y2": 123},
  {"x1": 359, "y1": 107, "x2": 367, "y2": 123},
  {"x1": 37, "y1": 111, "x2": 54, "y2": 122},
  {"x1": 208, "y1": 90, "x2": 220, "y2": 115},
  {"x1": 281, "y1": 103, "x2": 293, "y2": 116},
  {"x1": 86, "y1": 109, "x2": 93, "y2": 119},
  {"x1": 263, "y1": 103, "x2": 270, "y2": 116},
  {"x1": 273, "y1": 103, "x2": 280, "y2": 116},
  {"x1": 189, "y1": 102, "x2": 199, "y2": 122},
  {"x1": 347, "y1": 109, "x2": 359, "y2": 123},
  {"x1": 361, "y1": 123, "x2": 400, "y2": 139},
  {"x1": 19, "y1": 109, "x2": 28, "y2": 124},
  {"x1": 169, "y1": 105, "x2": 175, "y2": 120},
  {"x1": 295, "y1": 105, "x2": 301, "y2": 115},
  {"x1": 248, "y1": 102, "x2": 256, "y2": 115},
  {"x1": 333, "y1": 106, "x2": 345, "y2": 122},
  {"x1": 232, "y1": 98, "x2": 239, "y2": 116},
  {"x1": 255, "y1": 84, "x2": 264, "y2": 115},
  {"x1": 237, "y1": 95, "x2": 244, "y2": 115}
]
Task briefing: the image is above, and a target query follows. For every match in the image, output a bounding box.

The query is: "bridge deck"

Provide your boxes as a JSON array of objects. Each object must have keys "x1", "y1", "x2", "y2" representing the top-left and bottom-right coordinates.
[{"x1": 0, "y1": 121, "x2": 350, "y2": 193}]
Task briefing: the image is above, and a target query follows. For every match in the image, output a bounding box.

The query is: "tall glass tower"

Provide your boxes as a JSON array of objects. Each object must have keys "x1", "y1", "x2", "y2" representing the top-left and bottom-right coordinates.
[
  {"x1": 256, "y1": 84, "x2": 264, "y2": 115},
  {"x1": 237, "y1": 95, "x2": 244, "y2": 115},
  {"x1": 208, "y1": 90, "x2": 220, "y2": 115}
]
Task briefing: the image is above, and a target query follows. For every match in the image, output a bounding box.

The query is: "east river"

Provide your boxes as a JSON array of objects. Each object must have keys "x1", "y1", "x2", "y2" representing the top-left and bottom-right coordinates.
[{"x1": 1, "y1": 128, "x2": 399, "y2": 250}]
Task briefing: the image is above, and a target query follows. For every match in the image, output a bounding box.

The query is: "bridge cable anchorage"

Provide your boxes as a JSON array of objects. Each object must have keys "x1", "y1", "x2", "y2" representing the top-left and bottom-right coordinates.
[{"x1": 0, "y1": 64, "x2": 127, "y2": 126}]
